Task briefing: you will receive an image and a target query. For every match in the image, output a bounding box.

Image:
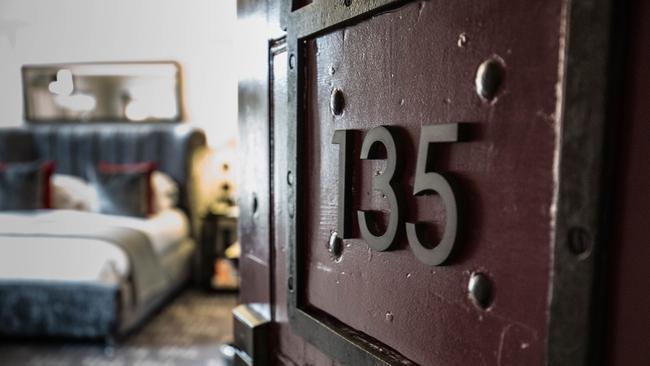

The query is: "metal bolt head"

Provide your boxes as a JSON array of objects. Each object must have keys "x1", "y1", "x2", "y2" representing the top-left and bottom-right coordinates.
[
  {"x1": 287, "y1": 170, "x2": 294, "y2": 186},
  {"x1": 568, "y1": 226, "x2": 591, "y2": 259},
  {"x1": 251, "y1": 192, "x2": 259, "y2": 216},
  {"x1": 468, "y1": 272, "x2": 493, "y2": 310},
  {"x1": 475, "y1": 56, "x2": 505, "y2": 102},
  {"x1": 328, "y1": 231, "x2": 343, "y2": 258},
  {"x1": 330, "y1": 88, "x2": 345, "y2": 116}
]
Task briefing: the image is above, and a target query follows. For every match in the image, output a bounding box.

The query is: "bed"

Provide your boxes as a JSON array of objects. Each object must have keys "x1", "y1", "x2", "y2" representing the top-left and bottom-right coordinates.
[{"x1": 0, "y1": 123, "x2": 206, "y2": 340}]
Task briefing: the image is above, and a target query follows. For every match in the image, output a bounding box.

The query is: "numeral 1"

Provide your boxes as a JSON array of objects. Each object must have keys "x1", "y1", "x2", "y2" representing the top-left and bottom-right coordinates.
[{"x1": 332, "y1": 129, "x2": 354, "y2": 238}]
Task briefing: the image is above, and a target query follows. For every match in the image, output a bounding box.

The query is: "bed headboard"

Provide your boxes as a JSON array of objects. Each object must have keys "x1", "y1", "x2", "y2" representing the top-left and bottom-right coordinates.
[{"x1": 0, "y1": 124, "x2": 207, "y2": 227}]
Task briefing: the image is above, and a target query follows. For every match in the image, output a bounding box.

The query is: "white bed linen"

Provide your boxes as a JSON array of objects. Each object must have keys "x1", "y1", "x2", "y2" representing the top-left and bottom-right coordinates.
[{"x1": 0, "y1": 209, "x2": 189, "y2": 283}]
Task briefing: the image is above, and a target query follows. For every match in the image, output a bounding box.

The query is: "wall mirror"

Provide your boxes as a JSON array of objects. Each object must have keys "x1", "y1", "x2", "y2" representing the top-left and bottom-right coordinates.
[{"x1": 22, "y1": 61, "x2": 183, "y2": 123}]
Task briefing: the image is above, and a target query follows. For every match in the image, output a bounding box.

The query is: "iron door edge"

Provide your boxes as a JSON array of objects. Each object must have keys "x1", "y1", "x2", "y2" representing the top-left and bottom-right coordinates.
[{"x1": 546, "y1": 0, "x2": 623, "y2": 365}]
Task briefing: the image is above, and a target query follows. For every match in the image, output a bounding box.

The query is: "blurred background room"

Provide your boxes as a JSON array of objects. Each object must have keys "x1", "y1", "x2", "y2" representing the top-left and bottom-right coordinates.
[{"x1": 0, "y1": 1, "x2": 241, "y2": 365}]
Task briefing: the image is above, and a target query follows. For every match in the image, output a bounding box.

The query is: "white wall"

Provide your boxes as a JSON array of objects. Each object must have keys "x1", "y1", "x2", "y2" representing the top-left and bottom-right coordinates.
[{"x1": 0, "y1": 0, "x2": 237, "y2": 149}]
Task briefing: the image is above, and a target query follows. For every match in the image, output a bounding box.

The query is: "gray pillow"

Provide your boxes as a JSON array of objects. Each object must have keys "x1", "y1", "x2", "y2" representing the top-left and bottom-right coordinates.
[
  {"x1": 0, "y1": 161, "x2": 50, "y2": 210},
  {"x1": 91, "y1": 162, "x2": 154, "y2": 217}
]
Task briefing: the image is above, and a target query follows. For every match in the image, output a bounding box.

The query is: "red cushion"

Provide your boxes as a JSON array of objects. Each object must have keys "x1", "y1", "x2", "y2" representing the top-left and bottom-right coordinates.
[
  {"x1": 41, "y1": 161, "x2": 56, "y2": 209},
  {"x1": 97, "y1": 162, "x2": 157, "y2": 215}
]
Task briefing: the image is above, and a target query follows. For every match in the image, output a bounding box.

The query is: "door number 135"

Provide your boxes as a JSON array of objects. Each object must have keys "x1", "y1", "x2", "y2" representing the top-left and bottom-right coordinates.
[{"x1": 332, "y1": 123, "x2": 461, "y2": 266}]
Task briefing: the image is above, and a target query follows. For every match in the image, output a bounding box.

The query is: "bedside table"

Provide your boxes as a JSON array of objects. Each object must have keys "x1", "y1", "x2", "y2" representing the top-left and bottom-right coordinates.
[{"x1": 199, "y1": 210, "x2": 238, "y2": 291}]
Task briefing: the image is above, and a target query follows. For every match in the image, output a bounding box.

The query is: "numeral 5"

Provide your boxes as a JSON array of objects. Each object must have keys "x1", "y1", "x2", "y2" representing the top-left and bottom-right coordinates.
[{"x1": 406, "y1": 124, "x2": 459, "y2": 265}]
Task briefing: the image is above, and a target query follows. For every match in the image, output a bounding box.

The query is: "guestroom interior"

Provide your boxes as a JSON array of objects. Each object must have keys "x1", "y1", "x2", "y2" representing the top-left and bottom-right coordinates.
[
  {"x1": 3, "y1": 0, "x2": 649, "y2": 365},
  {"x1": 0, "y1": 1, "x2": 240, "y2": 365}
]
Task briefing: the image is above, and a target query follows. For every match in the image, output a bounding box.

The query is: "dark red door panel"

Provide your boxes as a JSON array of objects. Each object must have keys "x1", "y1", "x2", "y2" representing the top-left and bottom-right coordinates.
[{"x1": 298, "y1": 1, "x2": 560, "y2": 364}]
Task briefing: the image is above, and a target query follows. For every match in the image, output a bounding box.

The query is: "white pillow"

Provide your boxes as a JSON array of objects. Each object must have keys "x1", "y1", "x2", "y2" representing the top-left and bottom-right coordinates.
[
  {"x1": 152, "y1": 171, "x2": 179, "y2": 213},
  {"x1": 53, "y1": 171, "x2": 177, "y2": 214},
  {"x1": 52, "y1": 174, "x2": 98, "y2": 211}
]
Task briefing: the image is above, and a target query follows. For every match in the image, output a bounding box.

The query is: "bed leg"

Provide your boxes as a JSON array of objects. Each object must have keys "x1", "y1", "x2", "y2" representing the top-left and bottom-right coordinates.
[{"x1": 104, "y1": 335, "x2": 117, "y2": 357}]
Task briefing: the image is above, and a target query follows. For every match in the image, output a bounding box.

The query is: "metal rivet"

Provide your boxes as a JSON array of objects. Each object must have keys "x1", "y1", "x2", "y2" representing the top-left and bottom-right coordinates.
[
  {"x1": 330, "y1": 88, "x2": 345, "y2": 116},
  {"x1": 251, "y1": 193, "x2": 259, "y2": 216},
  {"x1": 287, "y1": 170, "x2": 294, "y2": 186},
  {"x1": 288, "y1": 276, "x2": 294, "y2": 292},
  {"x1": 328, "y1": 231, "x2": 343, "y2": 258},
  {"x1": 475, "y1": 56, "x2": 505, "y2": 102},
  {"x1": 343, "y1": 0, "x2": 352, "y2": 7},
  {"x1": 289, "y1": 54, "x2": 295, "y2": 70},
  {"x1": 568, "y1": 227, "x2": 591, "y2": 259},
  {"x1": 385, "y1": 312, "x2": 394, "y2": 323},
  {"x1": 457, "y1": 33, "x2": 468, "y2": 48},
  {"x1": 468, "y1": 272, "x2": 493, "y2": 310}
]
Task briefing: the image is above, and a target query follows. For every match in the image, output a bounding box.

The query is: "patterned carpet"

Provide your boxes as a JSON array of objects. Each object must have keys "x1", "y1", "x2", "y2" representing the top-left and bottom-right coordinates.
[{"x1": 0, "y1": 290, "x2": 238, "y2": 366}]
